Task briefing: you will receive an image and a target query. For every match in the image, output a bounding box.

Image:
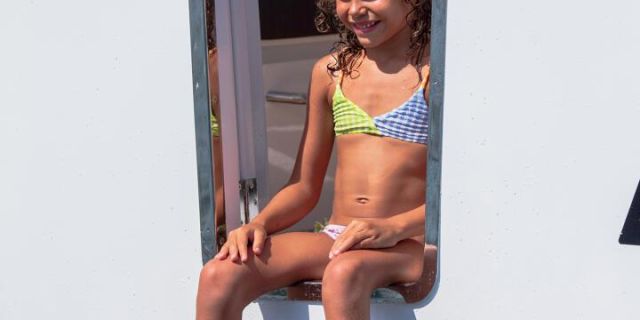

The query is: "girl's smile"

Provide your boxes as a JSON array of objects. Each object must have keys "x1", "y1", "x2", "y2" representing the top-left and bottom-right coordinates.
[
  {"x1": 351, "y1": 20, "x2": 380, "y2": 34},
  {"x1": 337, "y1": 0, "x2": 412, "y2": 48}
]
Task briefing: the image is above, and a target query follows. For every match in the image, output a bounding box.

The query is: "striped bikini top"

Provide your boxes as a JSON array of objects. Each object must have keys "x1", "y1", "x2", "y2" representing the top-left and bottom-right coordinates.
[{"x1": 332, "y1": 69, "x2": 429, "y2": 145}]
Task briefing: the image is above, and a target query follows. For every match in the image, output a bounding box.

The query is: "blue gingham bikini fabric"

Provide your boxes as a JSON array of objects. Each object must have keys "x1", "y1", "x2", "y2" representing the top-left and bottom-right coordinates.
[
  {"x1": 332, "y1": 85, "x2": 429, "y2": 145},
  {"x1": 372, "y1": 87, "x2": 429, "y2": 145}
]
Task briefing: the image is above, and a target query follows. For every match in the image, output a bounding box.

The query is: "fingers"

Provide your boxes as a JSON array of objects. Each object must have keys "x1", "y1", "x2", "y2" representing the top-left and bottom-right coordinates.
[
  {"x1": 220, "y1": 230, "x2": 241, "y2": 262},
  {"x1": 330, "y1": 233, "x2": 368, "y2": 258},
  {"x1": 331, "y1": 222, "x2": 356, "y2": 251},
  {"x1": 236, "y1": 231, "x2": 249, "y2": 262},
  {"x1": 252, "y1": 229, "x2": 267, "y2": 255},
  {"x1": 214, "y1": 243, "x2": 229, "y2": 260},
  {"x1": 352, "y1": 237, "x2": 374, "y2": 249},
  {"x1": 228, "y1": 238, "x2": 239, "y2": 262},
  {"x1": 330, "y1": 223, "x2": 355, "y2": 257},
  {"x1": 330, "y1": 223, "x2": 368, "y2": 259},
  {"x1": 215, "y1": 226, "x2": 266, "y2": 263}
]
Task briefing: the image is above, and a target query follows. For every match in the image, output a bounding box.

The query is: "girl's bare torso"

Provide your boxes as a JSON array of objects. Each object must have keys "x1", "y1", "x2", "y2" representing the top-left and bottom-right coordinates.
[
  {"x1": 325, "y1": 62, "x2": 429, "y2": 242},
  {"x1": 330, "y1": 135, "x2": 427, "y2": 243}
]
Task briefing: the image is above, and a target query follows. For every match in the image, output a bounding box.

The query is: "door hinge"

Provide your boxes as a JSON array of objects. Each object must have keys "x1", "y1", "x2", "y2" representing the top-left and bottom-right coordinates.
[{"x1": 239, "y1": 178, "x2": 259, "y2": 225}]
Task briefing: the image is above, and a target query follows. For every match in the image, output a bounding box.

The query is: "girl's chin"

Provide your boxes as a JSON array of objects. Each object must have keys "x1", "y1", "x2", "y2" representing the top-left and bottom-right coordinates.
[{"x1": 356, "y1": 38, "x2": 381, "y2": 49}]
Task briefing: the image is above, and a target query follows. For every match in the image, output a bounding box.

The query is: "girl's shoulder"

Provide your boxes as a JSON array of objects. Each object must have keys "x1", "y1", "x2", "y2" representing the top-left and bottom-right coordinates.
[
  {"x1": 311, "y1": 54, "x2": 339, "y2": 84},
  {"x1": 310, "y1": 54, "x2": 340, "y2": 105}
]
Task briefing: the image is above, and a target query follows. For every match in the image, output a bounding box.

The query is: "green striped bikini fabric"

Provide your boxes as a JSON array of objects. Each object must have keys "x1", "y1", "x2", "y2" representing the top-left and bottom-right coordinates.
[{"x1": 332, "y1": 85, "x2": 381, "y2": 136}]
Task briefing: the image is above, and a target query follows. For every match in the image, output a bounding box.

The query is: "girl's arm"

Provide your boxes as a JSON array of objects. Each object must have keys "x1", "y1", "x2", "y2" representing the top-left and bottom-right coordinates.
[
  {"x1": 386, "y1": 204, "x2": 426, "y2": 240},
  {"x1": 251, "y1": 57, "x2": 335, "y2": 234},
  {"x1": 216, "y1": 56, "x2": 335, "y2": 262}
]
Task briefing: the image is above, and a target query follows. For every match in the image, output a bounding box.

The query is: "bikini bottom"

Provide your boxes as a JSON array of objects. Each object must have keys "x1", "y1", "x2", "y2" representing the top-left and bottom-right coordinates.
[{"x1": 321, "y1": 224, "x2": 346, "y2": 240}]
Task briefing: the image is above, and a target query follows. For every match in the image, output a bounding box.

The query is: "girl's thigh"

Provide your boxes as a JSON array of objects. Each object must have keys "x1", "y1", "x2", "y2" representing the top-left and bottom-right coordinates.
[
  {"x1": 324, "y1": 239, "x2": 424, "y2": 289},
  {"x1": 205, "y1": 231, "x2": 334, "y2": 299}
]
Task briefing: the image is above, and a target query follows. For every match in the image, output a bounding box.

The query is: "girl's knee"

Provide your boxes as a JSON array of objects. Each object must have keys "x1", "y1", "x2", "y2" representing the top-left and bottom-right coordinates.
[
  {"x1": 322, "y1": 256, "x2": 369, "y2": 292},
  {"x1": 198, "y1": 260, "x2": 246, "y2": 299},
  {"x1": 197, "y1": 260, "x2": 253, "y2": 317}
]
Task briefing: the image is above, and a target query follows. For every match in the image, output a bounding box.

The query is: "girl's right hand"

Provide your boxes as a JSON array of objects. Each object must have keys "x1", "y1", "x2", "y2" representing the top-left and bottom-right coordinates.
[{"x1": 214, "y1": 222, "x2": 267, "y2": 263}]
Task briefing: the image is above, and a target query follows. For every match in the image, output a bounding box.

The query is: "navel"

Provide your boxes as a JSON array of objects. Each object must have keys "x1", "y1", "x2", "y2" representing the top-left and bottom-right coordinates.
[{"x1": 355, "y1": 196, "x2": 370, "y2": 204}]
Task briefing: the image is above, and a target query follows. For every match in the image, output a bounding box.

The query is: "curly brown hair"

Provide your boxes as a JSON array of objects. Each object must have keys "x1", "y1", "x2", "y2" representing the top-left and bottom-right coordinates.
[
  {"x1": 315, "y1": 0, "x2": 431, "y2": 79},
  {"x1": 206, "y1": 0, "x2": 216, "y2": 50}
]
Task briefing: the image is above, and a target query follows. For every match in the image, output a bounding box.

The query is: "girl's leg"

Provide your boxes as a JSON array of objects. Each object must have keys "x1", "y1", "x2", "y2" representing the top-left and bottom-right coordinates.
[
  {"x1": 196, "y1": 231, "x2": 333, "y2": 320},
  {"x1": 321, "y1": 239, "x2": 424, "y2": 320}
]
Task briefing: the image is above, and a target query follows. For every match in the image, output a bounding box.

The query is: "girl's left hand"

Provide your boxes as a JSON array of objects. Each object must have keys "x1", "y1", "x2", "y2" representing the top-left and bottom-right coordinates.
[{"x1": 329, "y1": 218, "x2": 400, "y2": 259}]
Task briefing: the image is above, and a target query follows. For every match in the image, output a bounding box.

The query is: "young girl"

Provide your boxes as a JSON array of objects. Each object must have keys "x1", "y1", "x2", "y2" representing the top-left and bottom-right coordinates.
[{"x1": 197, "y1": 0, "x2": 431, "y2": 319}]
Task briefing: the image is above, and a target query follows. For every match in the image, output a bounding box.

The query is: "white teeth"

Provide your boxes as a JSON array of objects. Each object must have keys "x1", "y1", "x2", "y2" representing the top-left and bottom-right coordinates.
[{"x1": 356, "y1": 21, "x2": 376, "y2": 29}]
